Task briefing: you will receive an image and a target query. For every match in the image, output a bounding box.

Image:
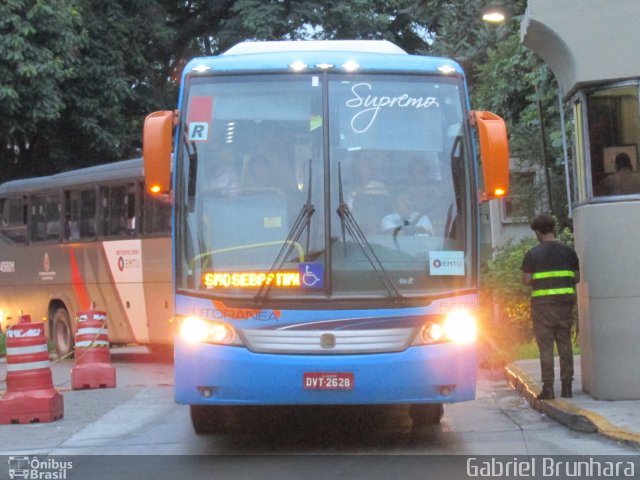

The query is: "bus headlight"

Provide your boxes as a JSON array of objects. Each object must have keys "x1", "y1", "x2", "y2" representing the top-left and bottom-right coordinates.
[
  {"x1": 443, "y1": 310, "x2": 477, "y2": 344},
  {"x1": 421, "y1": 322, "x2": 445, "y2": 342},
  {"x1": 415, "y1": 310, "x2": 477, "y2": 345},
  {"x1": 179, "y1": 317, "x2": 241, "y2": 345}
]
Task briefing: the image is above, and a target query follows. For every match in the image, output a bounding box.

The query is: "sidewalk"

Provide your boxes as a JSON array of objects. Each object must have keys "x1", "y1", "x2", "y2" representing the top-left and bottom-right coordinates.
[{"x1": 505, "y1": 355, "x2": 640, "y2": 449}]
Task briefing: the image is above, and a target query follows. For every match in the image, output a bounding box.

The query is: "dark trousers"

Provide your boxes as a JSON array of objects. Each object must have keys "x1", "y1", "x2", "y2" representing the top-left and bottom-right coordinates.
[{"x1": 532, "y1": 302, "x2": 574, "y2": 385}]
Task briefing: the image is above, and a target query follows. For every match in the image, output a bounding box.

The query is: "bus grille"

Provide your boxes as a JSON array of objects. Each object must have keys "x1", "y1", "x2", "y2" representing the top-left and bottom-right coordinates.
[{"x1": 240, "y1": 328, "x2": 416, "y2": 354}]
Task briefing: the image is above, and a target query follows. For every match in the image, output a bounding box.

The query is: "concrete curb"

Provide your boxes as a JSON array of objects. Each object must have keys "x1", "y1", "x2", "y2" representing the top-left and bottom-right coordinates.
[{"x1": 505, "y1": 363, "x2": 640, "y2": 449}]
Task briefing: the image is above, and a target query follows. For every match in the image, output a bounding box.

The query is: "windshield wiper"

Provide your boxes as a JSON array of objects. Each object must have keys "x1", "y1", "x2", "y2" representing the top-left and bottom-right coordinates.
[
  {"x1": 335, "y1": 162, "x2": 403, "y2": 302},
  {"x1": 254, "y1": 160, "x2": 315, "y2": 305}
]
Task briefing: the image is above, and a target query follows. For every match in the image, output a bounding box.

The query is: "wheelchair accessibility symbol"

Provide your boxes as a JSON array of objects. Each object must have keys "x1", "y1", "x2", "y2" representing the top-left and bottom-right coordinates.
[{"x1": 299, "y1": 263, "x2": 323, "y2": 288}]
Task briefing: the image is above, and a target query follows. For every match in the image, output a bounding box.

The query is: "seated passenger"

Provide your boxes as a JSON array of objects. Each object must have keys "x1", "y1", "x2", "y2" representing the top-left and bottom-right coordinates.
[
  {"x1": 381, "y1": 191, "x2": 434, "y2": 236},
  {"x1": 598, "y1": 152, "x2": 640, "y2": 196},
  {"x1": 208, "y1": 151, "x2": 240, "y2": 196}
]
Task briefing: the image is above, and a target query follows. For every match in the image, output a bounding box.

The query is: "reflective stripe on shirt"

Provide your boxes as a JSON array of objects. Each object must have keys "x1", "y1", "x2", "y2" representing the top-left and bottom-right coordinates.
[
  {"x1": 531, "y1": 270, "x2": 576, "y2": 298},
  {"x1": 532, "y1": 287, "x2": 575, "y2": 297},
  {"x1": 532, "y1": 270, "x2": 575, "y2": 280}
]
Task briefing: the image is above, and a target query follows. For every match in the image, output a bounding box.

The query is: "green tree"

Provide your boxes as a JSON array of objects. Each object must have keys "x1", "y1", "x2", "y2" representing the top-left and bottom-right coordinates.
[
  {"x1": 0, "y1": 0, "x2": 569, "y2": 215},
  {"x1": 52, "y1": 0, "x2": 174, "y2": 170},
  {"x1": 456, "y1": 1, "x2": 568, "y2": 227},
  {"x1": 0, "y1": 0, "x2": 83, "y2": 181}
]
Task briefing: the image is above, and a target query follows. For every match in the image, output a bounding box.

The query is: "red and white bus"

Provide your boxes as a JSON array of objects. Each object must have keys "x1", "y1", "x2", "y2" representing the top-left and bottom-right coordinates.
[{"x1": 0, "y1": 158, "x2": 173, "y2": 356}]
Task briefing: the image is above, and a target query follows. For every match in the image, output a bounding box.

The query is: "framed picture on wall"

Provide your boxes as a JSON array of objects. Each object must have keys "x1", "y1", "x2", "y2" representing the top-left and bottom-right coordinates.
[{"x1": 603, "y1": 145, "x2": 638, "y2": 173}]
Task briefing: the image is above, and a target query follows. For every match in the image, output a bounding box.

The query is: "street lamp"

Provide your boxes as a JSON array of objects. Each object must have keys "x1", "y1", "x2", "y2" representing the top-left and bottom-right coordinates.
[{"x1": 482, "y1": 3, "x2": 507, "y2": 24}]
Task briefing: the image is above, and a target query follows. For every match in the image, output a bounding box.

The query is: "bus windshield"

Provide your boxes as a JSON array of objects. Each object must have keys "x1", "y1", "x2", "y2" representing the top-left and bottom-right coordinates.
[{"x1": 176, "y1": 73, "x2": 472, "y2": 303}]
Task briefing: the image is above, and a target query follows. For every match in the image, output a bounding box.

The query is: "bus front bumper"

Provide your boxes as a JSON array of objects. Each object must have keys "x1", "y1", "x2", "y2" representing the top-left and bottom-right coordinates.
[{"x1": 174, "y1": 337, "x2": 476, "y2": 406}]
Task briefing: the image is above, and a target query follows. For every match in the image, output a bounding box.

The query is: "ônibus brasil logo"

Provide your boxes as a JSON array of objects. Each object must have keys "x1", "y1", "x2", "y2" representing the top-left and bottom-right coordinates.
[{"x1": 8, "y1": 456, "x2": 73, "y2": 480}]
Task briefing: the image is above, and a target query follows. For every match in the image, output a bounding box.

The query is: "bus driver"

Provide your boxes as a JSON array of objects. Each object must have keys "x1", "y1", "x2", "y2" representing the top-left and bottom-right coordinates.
[{"x1": 381, "y1": 190, "x2": 434, "y2": 236}]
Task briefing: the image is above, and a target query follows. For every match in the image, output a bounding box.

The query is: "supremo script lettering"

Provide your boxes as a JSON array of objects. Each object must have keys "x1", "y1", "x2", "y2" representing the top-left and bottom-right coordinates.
[{"x1": 346, "y1": 82, "x2": 439, "y2": 133}]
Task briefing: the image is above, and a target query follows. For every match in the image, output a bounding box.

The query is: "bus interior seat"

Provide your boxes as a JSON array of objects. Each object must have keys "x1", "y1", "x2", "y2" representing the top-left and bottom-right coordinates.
[{"x1": 46, "y1": 221, "x2": 60, "y2": 239}]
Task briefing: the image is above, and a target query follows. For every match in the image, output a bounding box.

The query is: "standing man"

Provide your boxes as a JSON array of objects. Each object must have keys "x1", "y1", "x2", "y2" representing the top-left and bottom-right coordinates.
[{"x1": 521, "y1": 214, "x2": 580, "y2": 400}]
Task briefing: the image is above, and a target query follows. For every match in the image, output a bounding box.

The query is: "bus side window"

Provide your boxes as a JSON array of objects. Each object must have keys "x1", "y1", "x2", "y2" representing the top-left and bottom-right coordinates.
[
  {"x1": 30, "y1": 196, "x2": 45, "y2": 242},
  {"x1": 100, "y1": 186, "x2": 121, "y2": 237},
  {"x1": 65, "y1": 191, "x2": 77, "y2": 240},
  {"x1": 80, "y1": 190, "x2": 97, "y2": 239},
  {"x1": 30, "y1": 194, "x2": 61, "y2": 242},
  {"x1": 64, "y1": 188, "x2": 97, "y2": 241},
  {"x1": 126, "y1": 187, "x2": 136, "y2": 236},
  {"x1": 0, "y1": 197, "x2": 27, "y2": 244},
  {"x1": 142, "y1": 189, "x2": 171, "y2": 235},
  {"x1": 44, "y1": 195, "x2": 61, "y2": 240}
]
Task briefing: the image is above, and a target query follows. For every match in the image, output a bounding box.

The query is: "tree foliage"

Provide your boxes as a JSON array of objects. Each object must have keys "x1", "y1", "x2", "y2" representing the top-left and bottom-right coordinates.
[
  {"x1": 0, "y1": 0, "x2": 83, "y2": 179},
  {"x1": 0, "y1": 0, "x2": 565, "y2": 227}
]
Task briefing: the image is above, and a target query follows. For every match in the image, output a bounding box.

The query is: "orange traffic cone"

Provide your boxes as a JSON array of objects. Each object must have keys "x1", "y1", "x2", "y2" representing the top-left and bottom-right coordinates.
[
  {"x1": 0, "y1": 316, "x2": 64, "y2": 424},
  {"x1": 70, "y1": 309, "x2": 116, "y2": 389}
]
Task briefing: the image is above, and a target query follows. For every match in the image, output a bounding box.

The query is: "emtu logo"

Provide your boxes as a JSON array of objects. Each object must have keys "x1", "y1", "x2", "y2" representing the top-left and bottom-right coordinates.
[{"x1": 116, "y1": 255, "x2": 141, "y2": 272}]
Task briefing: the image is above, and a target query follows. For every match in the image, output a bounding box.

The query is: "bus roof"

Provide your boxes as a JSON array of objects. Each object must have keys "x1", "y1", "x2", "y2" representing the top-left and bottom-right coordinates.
[
  {"x1": 0, "y1": 158, "x2": 143, "y2": 196},
  {"x1": 223, "y1": 40, "x2": 407, "y2": 56},
  {"x1": 184, "y1": 40, "x2": 463, "y2": 77}
]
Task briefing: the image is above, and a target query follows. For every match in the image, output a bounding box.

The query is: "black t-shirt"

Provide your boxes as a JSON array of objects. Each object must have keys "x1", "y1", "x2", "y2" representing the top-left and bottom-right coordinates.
[{"x1": 521, "y1": 240, "x2": 579, "y2": 304}]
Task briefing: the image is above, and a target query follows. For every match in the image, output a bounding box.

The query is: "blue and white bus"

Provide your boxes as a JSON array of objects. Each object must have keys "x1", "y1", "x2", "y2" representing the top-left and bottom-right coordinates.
[{"x1": 143, "y1": 40, "x2": 509, "y2": 433}]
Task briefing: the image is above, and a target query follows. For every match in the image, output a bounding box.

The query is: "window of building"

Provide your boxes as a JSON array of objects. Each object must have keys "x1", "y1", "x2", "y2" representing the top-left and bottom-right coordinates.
[{"x1": 587, "y1": 84, "x2": 640, "y2": 198}]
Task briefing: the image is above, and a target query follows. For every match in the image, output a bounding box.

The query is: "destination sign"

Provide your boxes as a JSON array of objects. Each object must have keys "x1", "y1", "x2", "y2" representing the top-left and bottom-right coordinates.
[{"x1": 203, "y1": 271, "x2": 301, "y2": 289}]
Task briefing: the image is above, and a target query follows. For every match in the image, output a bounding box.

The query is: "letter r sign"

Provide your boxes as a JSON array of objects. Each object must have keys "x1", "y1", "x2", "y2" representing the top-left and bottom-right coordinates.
[{"x1": 188, "y1": 122, "x2": 209, "y2": 141}]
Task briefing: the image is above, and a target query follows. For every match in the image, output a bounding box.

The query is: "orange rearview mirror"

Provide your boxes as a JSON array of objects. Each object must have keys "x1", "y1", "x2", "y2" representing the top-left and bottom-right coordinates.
[
  {"x1": 471, "y1": 110, "x2": 510, "y2": 202},
  {"x1": 143, "y1": 110, "x2": 175, "y2": 195}
]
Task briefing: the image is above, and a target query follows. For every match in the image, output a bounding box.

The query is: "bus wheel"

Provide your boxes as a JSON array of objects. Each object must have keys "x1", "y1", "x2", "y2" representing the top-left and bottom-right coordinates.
[
  {"x1": 409, "y1": 403, "x2": 444, "y2": 428},
  {"x1": 190, "y1": 405, "x2": 232, "y2": 434},
  {"x1": 52, "y1": 307, "x2": 74, "y2": 358}
]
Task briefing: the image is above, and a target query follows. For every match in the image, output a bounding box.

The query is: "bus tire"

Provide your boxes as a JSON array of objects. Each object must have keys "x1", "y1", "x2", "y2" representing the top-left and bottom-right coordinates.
[
  {"x1": 52, "y1": 307, "x2": 74, "y2": 358},
  {"x1": 409, "y1": 403, "x2": 444, "y2": 428},
  {"x1": 190, "y1": 405, "x2": 231, "y2": 434}
]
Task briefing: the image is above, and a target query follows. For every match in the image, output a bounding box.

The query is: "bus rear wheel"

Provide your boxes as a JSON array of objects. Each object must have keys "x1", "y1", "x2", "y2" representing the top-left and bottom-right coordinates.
[
  {"x1": 190, "y1": 405, "x2": 234, "y2": 434},
  {"x1": 52, "y1": 307, "x2": 74, "y2": 358},
  {"x1": 409, "y1": 403, "x2": 444, "y2": 428}
]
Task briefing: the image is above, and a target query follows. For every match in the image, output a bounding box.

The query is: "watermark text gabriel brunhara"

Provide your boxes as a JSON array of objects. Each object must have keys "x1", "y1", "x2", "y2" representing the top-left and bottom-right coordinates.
[{"x1": 466, "y1": 457, "x2": 635, "y2": 478}]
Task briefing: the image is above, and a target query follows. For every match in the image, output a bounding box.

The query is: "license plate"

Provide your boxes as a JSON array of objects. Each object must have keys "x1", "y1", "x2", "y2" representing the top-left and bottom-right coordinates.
[{"x1": 303, "y1": 372, "x2": 354, "y2": 390}]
